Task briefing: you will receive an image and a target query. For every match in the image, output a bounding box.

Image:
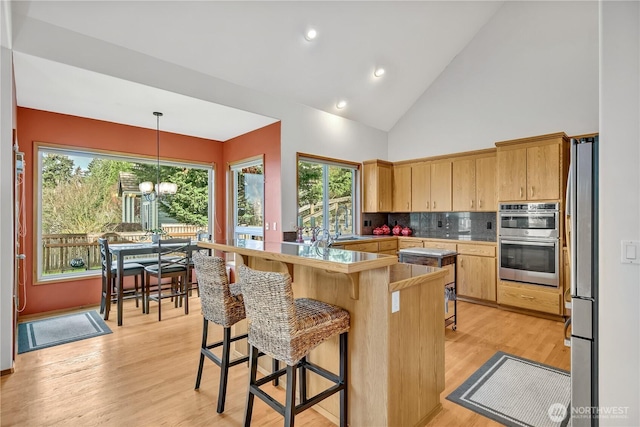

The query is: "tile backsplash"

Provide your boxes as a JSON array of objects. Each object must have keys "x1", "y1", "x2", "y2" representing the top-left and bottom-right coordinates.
[{"x1": 363, "y1": 211, "x2": 497, "y2": 241}]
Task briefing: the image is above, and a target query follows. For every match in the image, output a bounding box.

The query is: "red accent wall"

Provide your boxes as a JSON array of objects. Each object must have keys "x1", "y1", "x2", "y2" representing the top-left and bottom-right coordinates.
[
  {"x1": 17, "y1": 107, "x2": 228, "y2": 316},
  {"x1": 222, "y1": 122, "x2": 282, "y2": 243},
  {"x1": 17, "y1": 108, "x2": 281, "y2": 316}
]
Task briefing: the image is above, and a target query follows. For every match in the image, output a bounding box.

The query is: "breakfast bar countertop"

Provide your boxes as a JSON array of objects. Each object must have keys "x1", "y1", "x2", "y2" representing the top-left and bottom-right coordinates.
[{"x1": 198, "y1": 239, "x2": 399, "y2": 274}]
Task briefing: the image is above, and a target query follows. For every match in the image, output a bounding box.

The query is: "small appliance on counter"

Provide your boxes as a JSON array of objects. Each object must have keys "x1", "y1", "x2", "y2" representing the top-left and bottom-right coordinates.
[{"x1": 398, "y1": 247, "x2": 458, "y2": 330}]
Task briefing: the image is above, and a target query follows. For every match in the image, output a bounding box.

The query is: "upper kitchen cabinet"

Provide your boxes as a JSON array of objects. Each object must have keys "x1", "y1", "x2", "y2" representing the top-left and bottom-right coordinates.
[
  {"x1": 452, "y1": 151, "x2": 496, "y2": 212},
  {"x1": 363, "y1": 160, "x2": 393, "y2": 212},
  {"x1": 411, "y1": 162, "x2": 431, "y2": 212},
  {"x1": 392, "y1": 164, "x2": 412, "y2": 212},
  {"x1": 430, "y1": 160, "x2": 452, "y2": 211},
  {"x1": 496, "y1": 133, "x2": 569, "y2": 202}
]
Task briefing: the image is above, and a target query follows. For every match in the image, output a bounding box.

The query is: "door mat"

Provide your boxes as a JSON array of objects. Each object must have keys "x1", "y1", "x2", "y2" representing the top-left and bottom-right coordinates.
[
  {"x1": 18, "y1": 311, "x2": 112, "y2": 354},
  {"x1": 447, "y1": 351, "x2": 571, "y2": 427}
]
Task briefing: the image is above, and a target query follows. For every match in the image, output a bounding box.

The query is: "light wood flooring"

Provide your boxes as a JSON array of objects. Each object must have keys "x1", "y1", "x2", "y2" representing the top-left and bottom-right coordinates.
[{"x1": 1, "y1": 299, "x2": 569, "y2": 427}]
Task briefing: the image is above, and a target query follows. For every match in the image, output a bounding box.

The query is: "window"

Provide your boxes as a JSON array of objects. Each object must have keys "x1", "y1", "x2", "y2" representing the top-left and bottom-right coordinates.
[
  {"x1": 36, "y1": 145, "x2": 213, "y2": 281},
  {"x1": 297, "y1": 155, "x2": 358, "y2": 239},
  {"x1": 230, "y1": 157, "x2": 264, "y2": 240}
]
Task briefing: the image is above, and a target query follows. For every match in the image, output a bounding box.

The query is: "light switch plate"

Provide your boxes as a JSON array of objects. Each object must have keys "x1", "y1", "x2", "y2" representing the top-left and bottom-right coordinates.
[
  {"x1": 391, "y1": 291, "x2": 400, "y2": 313},
  {"x1": 621, "y1": 240, "x2": 640, "y2": 264}
]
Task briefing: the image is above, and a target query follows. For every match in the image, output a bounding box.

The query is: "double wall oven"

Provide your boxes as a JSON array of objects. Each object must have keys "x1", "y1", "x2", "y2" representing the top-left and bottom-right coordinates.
[{"x1": 498, "y1": 202, "x2": 560, "y2": 287}]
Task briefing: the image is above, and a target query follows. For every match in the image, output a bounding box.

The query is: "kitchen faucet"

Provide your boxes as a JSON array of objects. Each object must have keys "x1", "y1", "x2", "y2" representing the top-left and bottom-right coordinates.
[{"x1": 334, "y1": 205, "x2": 349, "y2": 239}]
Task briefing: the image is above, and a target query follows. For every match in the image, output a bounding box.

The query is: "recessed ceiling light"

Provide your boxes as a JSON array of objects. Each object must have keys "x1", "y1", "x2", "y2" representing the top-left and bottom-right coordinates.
[
  {"x1": 336, "y1": 100, "x2": 347, "y2": 109},
  {"x1": 374, "y1": 67, "x2": 386, "y2": 78},
  {"x1": 305, "y1": 28, "x2": 317, "y2": 41}
]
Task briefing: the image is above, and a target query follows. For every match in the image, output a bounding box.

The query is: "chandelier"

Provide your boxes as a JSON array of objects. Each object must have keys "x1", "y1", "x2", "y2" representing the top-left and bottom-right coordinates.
[{"x1": 139, "y1": 111, "x2": 177, "y2": 201}]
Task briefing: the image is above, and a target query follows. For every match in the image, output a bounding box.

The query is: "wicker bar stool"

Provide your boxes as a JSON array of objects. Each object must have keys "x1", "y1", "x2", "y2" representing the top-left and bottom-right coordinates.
[
  {"x1": 238, "y1": 264, "x2": 350, "y2": 427},
  {"x1": 191, "y1": 252, "x2": 249, "y2": 414}
]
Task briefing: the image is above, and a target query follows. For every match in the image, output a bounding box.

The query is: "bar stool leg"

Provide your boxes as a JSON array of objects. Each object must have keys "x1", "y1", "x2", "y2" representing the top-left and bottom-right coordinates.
[
  {"x1": 243, "y1": 345, "x2": 260, "y2": 427},
  {"x1": 195, "y1": 318, "x2": 208, "y2": 389},
  {"x1": 284, "y1": 364, "x2": 297, "y2": 427},
  {"x1": 299, "y1": 356, "x2": 307, "y2": 405},
  {"x1": 272, "y1": 359, "x2": 280, "y2": 386},
  {"x1": 340, "y1": 332, "x2": 348, "y2": 427},
  {"x1": 217, "y1": 327, "x2": 232, "y2": 413}
]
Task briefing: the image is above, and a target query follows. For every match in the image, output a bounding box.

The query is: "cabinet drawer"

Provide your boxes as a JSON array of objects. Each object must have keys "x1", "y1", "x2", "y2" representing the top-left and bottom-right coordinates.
[
  {"x1": 457, "y1": 243, "x2": 496, "y2": 257},
  {"x1": 423, "y1": 241, "x2": 457, "y2": 251},
  {"x1": 344, "y1": 242, "x2": 379, "y2": 253},
  {"x1": 378, "y1": 249, "x2": 398, "y2": 256},
  {"x1": 379, "y1": 240, "x2": 398, "y2": 251},
  {"x1": 398, "y1": 239, "x2": 423, "y2": 249},
  {"x1": 498, "y1": 281, "x2": 560, "y2": 314}
]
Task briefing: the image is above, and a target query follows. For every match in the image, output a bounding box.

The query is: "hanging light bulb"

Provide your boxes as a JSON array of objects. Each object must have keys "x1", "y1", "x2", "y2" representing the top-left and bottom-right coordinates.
[{"x1": 139, "y1": 112, "x2": 178, "y2": 201}]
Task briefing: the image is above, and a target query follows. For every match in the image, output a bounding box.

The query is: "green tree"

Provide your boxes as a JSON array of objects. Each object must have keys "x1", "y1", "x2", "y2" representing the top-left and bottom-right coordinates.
[
  {"x1": 42, "y1": 174, "x2": 121, "y2": 234},
  {"x1": 298, "y1": 161, "x2": 323, "y2": 207},
  {"x1": 42, "y1": 154, "x2": 74, "y2": 188},
  {"x1": 162, "y1": 168, "x2": 209, "y2": 226}
]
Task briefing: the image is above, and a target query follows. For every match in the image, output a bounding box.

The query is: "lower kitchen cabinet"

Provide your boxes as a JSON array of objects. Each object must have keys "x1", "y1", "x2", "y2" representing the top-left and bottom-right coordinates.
[
  {"x1": 456, "y1": 243, "x2": 497, "y2": 302},
  {"x1": 497, "y1": 280, "x2": 561, "y2": 315}
]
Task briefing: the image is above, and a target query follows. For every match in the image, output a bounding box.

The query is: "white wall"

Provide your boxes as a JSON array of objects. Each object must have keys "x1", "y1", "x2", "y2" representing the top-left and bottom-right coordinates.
[
  {"x1": 10, "y1": 17, "x2": 388, "y2": 232},
  {"x1": 388, "y1": 1, "x2": 599, "y2": 160},
  {"x1": 0, "y1": 0, "x2": 15, "y2": 372},
  {"x1": 599, "y1": 1, "x2": 640, "y2": 425}
]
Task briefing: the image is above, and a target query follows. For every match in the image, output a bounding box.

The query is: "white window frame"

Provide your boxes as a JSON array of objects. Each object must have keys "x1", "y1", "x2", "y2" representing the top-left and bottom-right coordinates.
[{"x1": 229, "y1": 156, "x2": 264, "y2": 241}]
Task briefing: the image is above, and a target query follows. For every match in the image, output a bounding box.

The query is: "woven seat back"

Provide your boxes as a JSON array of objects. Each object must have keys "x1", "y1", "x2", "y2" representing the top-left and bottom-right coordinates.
[
  {"x1": 192, "y1": 252, "x2": 245, "y2": 327},
  {"x1": 238, "y1": 265, "x2": 297, "y2": 360}
]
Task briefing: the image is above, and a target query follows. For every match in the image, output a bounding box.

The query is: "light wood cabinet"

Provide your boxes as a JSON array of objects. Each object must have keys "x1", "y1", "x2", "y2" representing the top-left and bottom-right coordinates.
[
  {"x1": 497, "y1": 280, "x2": 561, "y2": 315},
  {"x1": 452, "y1": 154, "x2": 497, "y2": 212},
  {"x1": 398, "y1": 238, "x2": 424, "y2": 249},
  {"x1": 392, "y1": 164, "x2": 412, "y2": 212},
  {"x1": 456, "y1": 243, "x2": 497, "y2": 302},
  {"x1": 452, "y1": 158, "x2": 476, "y2": 211},
  {"x1": 496, "y1": 133, "x2": 568, "y2": 202},
  {"x1": 363, "y1": 160, "x2": 393, "y2": 212},
  {"x1": 411, "y1": 162, "x2": 431, "y2": 212},
  {"x1": 475, "y1": 155, "x2": 497, "y2": 211},
  {"x1": 430, "y1": 160, "x2": 452, "y2": 211}
]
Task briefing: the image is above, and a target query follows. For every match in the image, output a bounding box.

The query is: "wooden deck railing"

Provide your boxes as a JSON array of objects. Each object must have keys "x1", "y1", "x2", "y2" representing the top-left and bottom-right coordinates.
[{"x1": 41, "y1": 225, "x2": 203, "y2": 275}]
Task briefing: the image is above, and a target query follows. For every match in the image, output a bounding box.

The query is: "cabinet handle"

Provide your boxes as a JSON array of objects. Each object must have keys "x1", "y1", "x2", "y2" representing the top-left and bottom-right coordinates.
[
  {"x1": 407, "y1": 202, "x2": 410, "y2": 209},
  {"x1": 470, "y1": 199, "x2": 473, "y2": 208},
  {"x1": 519, "y1": 187, "x2": 523, "y2": 198},
  {"x1": 426, "y1": 200, "x2": 430, "y2": 209},
  {"x1": 520, "y1": 294, "x2": 535, "y2": 300},
  {"x1": 433, "y1": 201, "x2": 436, "y2": 209},
  {"x1": 479, "y1": 199, "x2": 482, "y2": 208},
  {"x1": 531, "y1": 186, "x2": 535, "y2": 197},
  {"x1": 460, "y1": 259, "x2": 463, "y2": 267}
]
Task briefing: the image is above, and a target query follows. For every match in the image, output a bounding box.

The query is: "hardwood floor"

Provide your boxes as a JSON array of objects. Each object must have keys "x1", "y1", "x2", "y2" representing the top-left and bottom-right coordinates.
[{"x1": 1, "y1": 299, "x2": 569, "y2": 426}]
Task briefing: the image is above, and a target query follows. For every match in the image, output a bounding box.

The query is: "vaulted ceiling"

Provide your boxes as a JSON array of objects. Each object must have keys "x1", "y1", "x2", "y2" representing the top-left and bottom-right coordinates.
[{"x1": 10, "y1": 1, "x2": 505, "y2": 140}]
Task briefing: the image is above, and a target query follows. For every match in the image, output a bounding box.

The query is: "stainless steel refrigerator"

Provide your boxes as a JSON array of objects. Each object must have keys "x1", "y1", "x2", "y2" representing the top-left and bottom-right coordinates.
[{"x1": 567, "y1": 136, "x2": 599, "y2": 426}]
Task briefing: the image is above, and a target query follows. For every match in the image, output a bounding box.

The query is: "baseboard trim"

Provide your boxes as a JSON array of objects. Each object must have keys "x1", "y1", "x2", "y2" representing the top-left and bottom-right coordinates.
[{"x1": 1, "y1": 366, "x2": 15, "y2": 376}]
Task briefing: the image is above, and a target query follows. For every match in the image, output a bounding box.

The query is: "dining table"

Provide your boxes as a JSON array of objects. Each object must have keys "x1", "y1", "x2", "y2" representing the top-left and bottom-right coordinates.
[{"x1": 108, "y1": 241, "x2": 201, "y2": 326}]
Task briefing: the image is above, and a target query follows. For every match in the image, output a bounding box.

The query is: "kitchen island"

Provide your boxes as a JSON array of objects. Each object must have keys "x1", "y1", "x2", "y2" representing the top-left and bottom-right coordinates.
[{"x1": 198, "y1": 240, "x2": 446, "y2": 427}]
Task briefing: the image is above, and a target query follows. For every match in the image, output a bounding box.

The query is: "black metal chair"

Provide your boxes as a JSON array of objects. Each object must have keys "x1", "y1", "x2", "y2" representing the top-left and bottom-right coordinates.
[
  {"x1": 97, "y1": 238, "x2": 146, "y2": 320},
  {"x1": 144, "y1": 238, "x2": 191, "y2": 321}
]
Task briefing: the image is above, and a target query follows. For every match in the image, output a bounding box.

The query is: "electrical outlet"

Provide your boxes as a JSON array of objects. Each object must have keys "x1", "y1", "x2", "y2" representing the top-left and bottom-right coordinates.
[
  {"x1": 265, "y1": 223, "x2": 269, "y2": 230},
  {"x1": 391, "y1": 291, "x2": 400, "y2": 313},
  {"x1": 273, "y1": 222, "x2": 277, "y2": 231},
  {"x1": 487, "y1": 222, "x2": 492, "y2": 230}
]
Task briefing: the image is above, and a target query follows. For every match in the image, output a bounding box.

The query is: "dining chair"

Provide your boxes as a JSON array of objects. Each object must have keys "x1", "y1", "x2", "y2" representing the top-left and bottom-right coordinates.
[
  {"x1": 144, "y1": 238, "x2": 191, "y2": 321},
  {"x1": 97, "y1": 238, "x2": 146, "y2": 320}
]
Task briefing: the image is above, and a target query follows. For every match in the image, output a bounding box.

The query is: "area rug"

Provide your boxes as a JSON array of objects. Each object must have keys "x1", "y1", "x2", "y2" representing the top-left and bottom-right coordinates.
[
  {"x1": 18, "y1": 311, "x2": 112, "y2": 354},
  {"x1": 447, "y1": 351, "x2": 571, "y2": 427}
]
